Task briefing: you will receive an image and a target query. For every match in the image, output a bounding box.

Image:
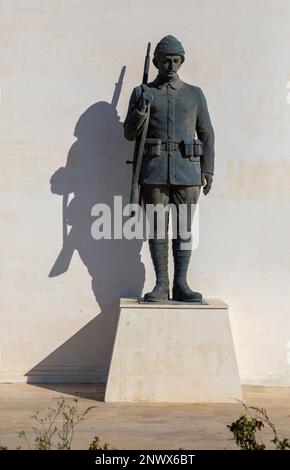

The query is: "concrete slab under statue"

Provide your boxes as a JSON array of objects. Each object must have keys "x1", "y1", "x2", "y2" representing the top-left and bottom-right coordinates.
[{"x1": 104, "y1": 298, "x2": 243, "y2": 403}]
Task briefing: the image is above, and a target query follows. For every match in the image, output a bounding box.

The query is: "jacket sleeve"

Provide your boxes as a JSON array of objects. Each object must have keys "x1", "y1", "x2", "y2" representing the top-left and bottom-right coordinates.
[
  {"x1": 123, "y1": 86, "x2": 147, "y2": 141},
  {"x1": 196, "y1": 88, "x2": 215, "y2": 175}
]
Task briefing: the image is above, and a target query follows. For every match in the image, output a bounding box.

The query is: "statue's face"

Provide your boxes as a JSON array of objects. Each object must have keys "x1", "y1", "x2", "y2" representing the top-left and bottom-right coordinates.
[{"x1": 155, "y1": 54, "x2": 183, "y2": 81}]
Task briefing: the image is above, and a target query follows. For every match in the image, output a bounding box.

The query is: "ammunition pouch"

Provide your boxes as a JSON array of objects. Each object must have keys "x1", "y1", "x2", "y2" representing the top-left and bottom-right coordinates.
[
  {"x1": 182, "y1": 138, "x2": 203, "y2": 161},
  {"x1": 144, "y1": 138, "x2": 161, "y2": 157}
]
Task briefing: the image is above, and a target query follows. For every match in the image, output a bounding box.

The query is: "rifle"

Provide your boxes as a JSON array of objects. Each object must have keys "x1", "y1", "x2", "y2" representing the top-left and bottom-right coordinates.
[{"x1": 127, "y1": 43, "x2": 151, "y2": 216}]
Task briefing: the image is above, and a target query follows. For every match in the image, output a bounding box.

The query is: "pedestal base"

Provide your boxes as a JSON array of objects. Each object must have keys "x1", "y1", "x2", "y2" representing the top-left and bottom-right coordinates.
[{"x1": 105, "y1": 298, "x2": 242, "y2": 403}]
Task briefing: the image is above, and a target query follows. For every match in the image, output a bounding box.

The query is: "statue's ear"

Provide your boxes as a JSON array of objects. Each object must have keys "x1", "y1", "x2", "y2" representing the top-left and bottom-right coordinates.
[
  {"x1": 152, "y1": 57, "x2": 159, "y2": 69},
  {"x1": 180, "y1": 56, "x2": 185, "y2": 64}
]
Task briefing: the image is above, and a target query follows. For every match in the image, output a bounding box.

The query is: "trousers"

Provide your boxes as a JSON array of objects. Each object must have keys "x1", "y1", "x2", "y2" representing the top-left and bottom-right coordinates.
[
  {"x1": 141, "y1": 185, "x2": 200, "y2": 242},
  {"x1": 141, "y1": 184, "x2": 202, "y2": 302}
]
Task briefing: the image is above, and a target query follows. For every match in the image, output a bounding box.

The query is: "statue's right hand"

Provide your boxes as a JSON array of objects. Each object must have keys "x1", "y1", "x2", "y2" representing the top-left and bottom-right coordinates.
[{"x1": 139, "y1": 91, "x2": 153, "y2": 113}]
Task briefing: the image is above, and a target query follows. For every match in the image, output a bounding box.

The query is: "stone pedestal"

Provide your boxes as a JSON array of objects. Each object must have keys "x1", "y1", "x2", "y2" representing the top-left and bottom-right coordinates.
[{"x1": 105, "y1": 298, "x2": 242, "y2": 403}]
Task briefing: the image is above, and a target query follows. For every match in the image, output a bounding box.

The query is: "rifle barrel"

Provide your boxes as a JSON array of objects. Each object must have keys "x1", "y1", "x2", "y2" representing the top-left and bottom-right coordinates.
[{"x1": 142, "y1": 42, "x2": 151, "y2": 84}]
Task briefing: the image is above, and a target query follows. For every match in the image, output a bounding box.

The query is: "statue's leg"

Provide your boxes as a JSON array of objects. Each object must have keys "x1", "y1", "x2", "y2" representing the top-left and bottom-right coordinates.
[
  {"x1": 171, "y1": 186, "x2": 202, "y2": 302},
  {"x1": 142, "y1": 185, "x2": 170, "y2": 302}
]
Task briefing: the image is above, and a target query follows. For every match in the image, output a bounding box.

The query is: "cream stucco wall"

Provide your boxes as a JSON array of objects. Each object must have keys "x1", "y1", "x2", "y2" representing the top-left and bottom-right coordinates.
[{"x1": 1, "y1": 0, "x2": 290, "y2": 385}]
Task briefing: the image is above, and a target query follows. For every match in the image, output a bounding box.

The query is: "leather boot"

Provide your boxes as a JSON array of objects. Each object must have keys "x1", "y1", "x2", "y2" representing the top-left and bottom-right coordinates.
[
  {"x1": 144, "y1": 239, "x2": 169, "y2": 302},
  {"x1": 172, "y1": 240, "x2": 202, "y2": 302}
]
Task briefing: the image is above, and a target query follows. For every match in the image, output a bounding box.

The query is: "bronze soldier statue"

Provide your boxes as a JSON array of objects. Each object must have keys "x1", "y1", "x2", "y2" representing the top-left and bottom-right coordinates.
[{"x1": 124, "y1": 35, "x2": 215, "y2": 303}]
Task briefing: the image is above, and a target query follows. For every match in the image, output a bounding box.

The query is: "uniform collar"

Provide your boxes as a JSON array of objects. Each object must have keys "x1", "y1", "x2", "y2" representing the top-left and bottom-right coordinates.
[{"x1": 153, "y1": 74, "x2": 183, "y2": 90}]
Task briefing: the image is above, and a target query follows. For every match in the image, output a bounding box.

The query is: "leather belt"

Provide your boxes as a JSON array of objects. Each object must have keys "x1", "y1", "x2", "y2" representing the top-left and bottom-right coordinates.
[{"x1": 160, "y1": 142, "x2": 180, "y2": 151}]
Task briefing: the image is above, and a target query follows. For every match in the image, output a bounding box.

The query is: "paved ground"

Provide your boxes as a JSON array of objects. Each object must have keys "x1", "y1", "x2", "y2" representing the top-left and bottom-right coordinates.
[{"x1": 0, "y1": 384, "x2": 289, "y2": 450}]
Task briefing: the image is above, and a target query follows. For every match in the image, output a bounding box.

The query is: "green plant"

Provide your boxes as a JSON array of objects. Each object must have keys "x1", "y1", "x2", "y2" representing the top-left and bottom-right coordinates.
[
  {"x1": 0, "y1": 397, "x2": 113, "y2": 450},
  {"x1": 228, "y1": 414, "x2": 265, "y2": 450},
  {"x1": 88, "y1": 436, "x2": 111, "y2": 450},
  {"x1": 228, "y1": 402, "x2": 290, "y2": 451},
  {"x1": 17, "y1": 397, "x2": 97, "y2": 450}
]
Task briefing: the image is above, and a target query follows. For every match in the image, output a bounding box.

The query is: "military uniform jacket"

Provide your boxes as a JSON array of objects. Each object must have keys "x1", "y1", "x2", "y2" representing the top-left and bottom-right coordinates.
[{"x1": 124, "y1": 75, "x2": 215, "y2": 186}]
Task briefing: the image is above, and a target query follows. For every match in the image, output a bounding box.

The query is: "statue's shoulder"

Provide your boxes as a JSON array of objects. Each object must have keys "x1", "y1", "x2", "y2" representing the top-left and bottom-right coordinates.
[
  {"x1": 132, "y1": 82, "x2": 156, "y2": 97},
  {"x1": 182, "y1": 81, "x2": 203, "y2": 95},
  {"x1": 131, "y1": 85, "x2": 143, "y2": 97}
]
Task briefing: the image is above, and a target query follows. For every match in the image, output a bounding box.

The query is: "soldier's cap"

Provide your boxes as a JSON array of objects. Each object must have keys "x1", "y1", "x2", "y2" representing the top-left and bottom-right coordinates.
[{"x1": 153, "y1": 35, "x2": 185, "y2": 59}]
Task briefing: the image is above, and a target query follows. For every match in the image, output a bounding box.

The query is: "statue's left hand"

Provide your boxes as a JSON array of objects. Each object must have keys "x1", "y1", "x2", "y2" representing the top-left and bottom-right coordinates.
[{"x1": 201, "y1": 172, "x2": 213, "y2": 196}]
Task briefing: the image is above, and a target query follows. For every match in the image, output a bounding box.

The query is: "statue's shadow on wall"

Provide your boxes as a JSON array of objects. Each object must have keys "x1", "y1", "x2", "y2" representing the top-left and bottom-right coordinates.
[{"x1": 26, "y1": 67, "x2": 145, "y2": 397}]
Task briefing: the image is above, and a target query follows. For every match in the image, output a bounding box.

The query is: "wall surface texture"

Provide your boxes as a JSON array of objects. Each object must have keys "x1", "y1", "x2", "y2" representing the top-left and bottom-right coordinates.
[{"x1": 1, "y1": 0, "x2": 290, "y2": 385}]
